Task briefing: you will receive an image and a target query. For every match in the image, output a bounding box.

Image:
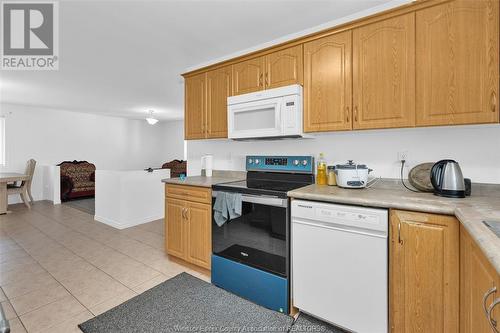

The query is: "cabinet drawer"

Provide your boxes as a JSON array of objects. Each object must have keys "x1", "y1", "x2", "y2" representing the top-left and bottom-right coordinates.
[{"x1": 165, "y1": 184, "x2": 211, "y2": 204}]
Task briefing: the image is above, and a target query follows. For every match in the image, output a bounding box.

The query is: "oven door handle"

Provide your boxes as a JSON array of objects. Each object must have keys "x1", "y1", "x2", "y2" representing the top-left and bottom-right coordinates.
[
  {"x1": 213, "y1": 191, "x2": 287, "y2": 208},
  {"x1": 241, "y1": 194, "x2": 287, "y2": 208}
]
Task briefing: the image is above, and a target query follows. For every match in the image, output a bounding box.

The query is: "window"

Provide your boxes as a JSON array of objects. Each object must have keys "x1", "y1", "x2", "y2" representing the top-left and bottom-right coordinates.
[{"x1": 0, "y1": 117, "x2": 5, "y2": 166}]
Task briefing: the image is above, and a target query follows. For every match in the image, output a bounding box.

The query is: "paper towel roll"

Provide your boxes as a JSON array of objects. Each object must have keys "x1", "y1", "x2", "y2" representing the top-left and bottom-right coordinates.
[{"x1": 202, "y1": 154, "x2": 213, "y2": 177}]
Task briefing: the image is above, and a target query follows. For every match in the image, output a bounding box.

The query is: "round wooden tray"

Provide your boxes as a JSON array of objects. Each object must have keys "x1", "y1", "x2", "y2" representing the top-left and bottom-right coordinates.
[{"x1": 409, "y1": 163, "x2": 435, "y2": 192}]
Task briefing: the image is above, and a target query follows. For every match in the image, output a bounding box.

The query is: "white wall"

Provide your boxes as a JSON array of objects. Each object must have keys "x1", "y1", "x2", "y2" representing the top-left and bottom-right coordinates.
[
  {"x1": 161, "y1": 120, "x2": 185, "y2": 162},
  {"x1": 0, "y1": 103, "x2": 184, "y2": 203},
  {"x1": 187, "y1": 124, "x2": 500, "y2": 184},
  {"x1": 95, "y1": 169, "x2": 170, "y2": 229}
]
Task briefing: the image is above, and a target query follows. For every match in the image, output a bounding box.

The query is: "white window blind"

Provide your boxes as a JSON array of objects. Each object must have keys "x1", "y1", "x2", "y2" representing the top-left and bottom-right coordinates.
[{"x1": 0, "y1": 117, "x2": 5, "y2": 165}]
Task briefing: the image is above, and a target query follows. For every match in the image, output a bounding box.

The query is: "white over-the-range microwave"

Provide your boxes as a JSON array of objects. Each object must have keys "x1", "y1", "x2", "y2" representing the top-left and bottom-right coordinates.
[{"x1": 227, "y1": 84, "x2": 307, "y2": 140}]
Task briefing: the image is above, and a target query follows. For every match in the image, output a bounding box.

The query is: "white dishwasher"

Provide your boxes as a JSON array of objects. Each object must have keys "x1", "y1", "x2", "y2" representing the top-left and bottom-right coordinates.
[{"x1": 291, "y1": 200, "x2": 388, "y2": 333}]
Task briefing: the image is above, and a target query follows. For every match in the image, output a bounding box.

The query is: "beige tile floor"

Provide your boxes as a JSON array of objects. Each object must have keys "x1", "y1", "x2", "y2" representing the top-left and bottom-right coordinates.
[{"x1": 0, "y1": 201, "x2": 209, "y2": 333}]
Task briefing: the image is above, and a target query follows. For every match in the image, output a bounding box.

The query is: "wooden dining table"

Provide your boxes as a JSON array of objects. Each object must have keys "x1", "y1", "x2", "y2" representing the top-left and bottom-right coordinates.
[{"x1": 0, "y1": 173, "x2": 28, "y2": 214}]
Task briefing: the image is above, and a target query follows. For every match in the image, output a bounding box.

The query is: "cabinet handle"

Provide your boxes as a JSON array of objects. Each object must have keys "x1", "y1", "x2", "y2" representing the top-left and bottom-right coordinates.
[
  {"x1": 354, "y1": 106, "x2": 359, "y2": 122},
  {"x1": 259, "y1": 73, "x2": 263, "y2": 87},
  {"x1": 398, "y1": 222, "x2": 403, "y2": 245},
  {"x1": 487, "y1": 297, "x2": 500, "y2": 332},
  {"x1": 483, "y1": 287, "x2": 497, "y2": 317},
  {"x1": 491, "y1": 92, "x2": 497, "y2": 113},
  {"x1": 265, "y1": 72, "x2": 269, "y2": 87},
  {"x1": 181, "y1": 208, "x2": 186, "y2": 219},
  {"x1": 346, "y1": 106, "x2": 350, "y2": 123},
  {"x1": 185, "y1": 208, "x2": 189, "y2": 221}
]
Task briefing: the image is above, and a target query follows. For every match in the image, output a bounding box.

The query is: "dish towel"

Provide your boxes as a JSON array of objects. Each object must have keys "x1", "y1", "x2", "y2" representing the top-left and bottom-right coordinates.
[{"x1": 213, "y1": 192, "x2": 242, "y2": 227}]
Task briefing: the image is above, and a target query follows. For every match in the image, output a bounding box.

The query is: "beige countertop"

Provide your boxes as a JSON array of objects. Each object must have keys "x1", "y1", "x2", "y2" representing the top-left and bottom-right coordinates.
[
  {"x1": 161, "y1": 170, "x2": 245, "y2": 188},
  {"x1": 288, "y1": 179, "x2": 500, "y2": 274}
]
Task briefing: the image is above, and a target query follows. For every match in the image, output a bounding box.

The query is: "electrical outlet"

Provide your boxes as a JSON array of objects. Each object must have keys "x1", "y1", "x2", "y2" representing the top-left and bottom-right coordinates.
[{"x1": 398, "y1": 151, "x2": 409, "y2": 162}]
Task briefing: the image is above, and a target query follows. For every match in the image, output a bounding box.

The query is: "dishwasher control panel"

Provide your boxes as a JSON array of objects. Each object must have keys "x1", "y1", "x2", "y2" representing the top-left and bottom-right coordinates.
[{"x1": 292, "y1": 200, "x2": 388, "y2": 235}]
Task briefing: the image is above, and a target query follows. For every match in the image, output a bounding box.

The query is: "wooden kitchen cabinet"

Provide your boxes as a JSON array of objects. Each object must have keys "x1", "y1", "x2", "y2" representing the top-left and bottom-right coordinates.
[
  {"x1": 265, "y1": 45, "x2": 303, "y2": 89},
  {"x1": 165, "y1": 198, "x2": 186, "y2": 259},
  {"x1": 183, "y1": 0, "x2": 500, "y2": 138},
  {"x1": 460, "y1": 224, "x2": 500, "y2": 333},
  {"x1": 303, "y1": 31, "x2": 352, "y2": 132},
  {"x1": 352, "y1": 13, "x2": 415, "y2": 130},
  {"x1": 165, "y1": 184, "x2": 212, "y2": 270},
  {"x1": 184, "y1": 72, "x2": 206, "y2": 140},
  {"x1": 233, "y1": 46, "x2": 303, "y2": 95},
  {"x1": 185, "y1": 66, "x2": 232, "y2": 140},
  {"x1": 185, "y1": 201, "x2": 212, "y2": 269},
  {"x1": 416, "y1": 0, "x2": 499, "y2": 127},
  {"x1": 389, "y1": 210, "x2": 459, "y2": 333},
  {"x1": 207, "y1": 66, "x2": 232, "y2": 138},
  {"x1": 232, "y1": 57, "x2": 265, "y2": 95}
]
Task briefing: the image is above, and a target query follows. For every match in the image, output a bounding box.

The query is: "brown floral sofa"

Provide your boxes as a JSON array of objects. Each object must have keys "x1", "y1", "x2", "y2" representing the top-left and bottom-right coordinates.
[
  {"x1": 162, "y1": 160, "x2": 187, "y2": 178},
  {"x1": 58, "y1": 160, "x2": 96, "y2": 201}
]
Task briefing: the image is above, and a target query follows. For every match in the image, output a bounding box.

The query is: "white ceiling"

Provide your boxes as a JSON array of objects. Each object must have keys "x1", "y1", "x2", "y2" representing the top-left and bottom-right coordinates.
[{"x1": 0, "y1": 0, "x2": 411, "y2": 121}]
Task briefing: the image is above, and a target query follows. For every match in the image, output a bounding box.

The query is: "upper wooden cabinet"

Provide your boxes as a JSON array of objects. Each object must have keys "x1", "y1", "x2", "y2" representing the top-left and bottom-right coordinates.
[
  {"x1": 233, "y1": 45, "x2": 303, "y2": 95},
  {"x1": 184, "y1": 66, "x2": 232, "y2": 140},
  {"x1": 303, "y1": 31, "x2": 352, "y2": 132},
  {"x1": 416, "y1": 0, "x2": 499, "y2": 126},
  {"x1": 460, "y1": 224, "x2": 500, "y2": 333},
  {"x1": 183, "y1": 0, "x2": 500, "y2": 138},
  {"x1": 232, "y1": 57, "x2": 265, "y2": 95},
  {"x1": 265, "y1": 45, "x2": 303, "y2": 89},
  {"x1": 207, "y1": 66, "x2": 231, "y2": 138},
  {"x1": 184, "y1": 72, "x2": 206, "y2": 140},
  {"x1": 353, "y1": 13, "x2": 416, "y2": 130},
  {"x1": 390, "y1": 210, "x2": 459, "y2": 333}
]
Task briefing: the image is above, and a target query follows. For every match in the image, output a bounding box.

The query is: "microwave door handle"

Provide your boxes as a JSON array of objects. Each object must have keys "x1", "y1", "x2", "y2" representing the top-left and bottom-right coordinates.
[{"x1": 276, "y1": 100, "x2": 283, "y2": 134}]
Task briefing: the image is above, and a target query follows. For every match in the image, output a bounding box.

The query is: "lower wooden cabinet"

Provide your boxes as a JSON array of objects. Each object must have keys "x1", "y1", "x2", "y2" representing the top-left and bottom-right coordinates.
[
  {"x1": 460, "y1": 224, "x2": 500, "y2": 333},
  {"x1": 165, "y1": 198, "x2": 186, "y2": 259},
  {"x1": 389, "y1": 210, "x2": 459, "y2": 332},
  {"x1": 185, "y1": 201, "x2": 212, "y2": 269},
  {"x1": 165, "y1": 185, "x2": 212, "y2": 270}
]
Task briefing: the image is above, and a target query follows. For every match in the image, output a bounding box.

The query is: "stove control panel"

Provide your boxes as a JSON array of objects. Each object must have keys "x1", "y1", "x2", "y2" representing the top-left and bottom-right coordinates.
[{"x1": 246, "y1": 155, "x2": 314, "y2": 174}]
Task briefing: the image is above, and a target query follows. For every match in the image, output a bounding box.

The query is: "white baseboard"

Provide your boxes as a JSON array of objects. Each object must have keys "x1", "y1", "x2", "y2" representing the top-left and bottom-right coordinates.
[{"x1": 94, "y1": 214, "x2": 164, "y2": 230}]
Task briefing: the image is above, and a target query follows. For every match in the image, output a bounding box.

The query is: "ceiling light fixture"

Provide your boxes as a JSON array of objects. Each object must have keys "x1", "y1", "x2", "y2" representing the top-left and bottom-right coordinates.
[{"x1": 146, "y1": 110, "x2": 159, "y2": 125}]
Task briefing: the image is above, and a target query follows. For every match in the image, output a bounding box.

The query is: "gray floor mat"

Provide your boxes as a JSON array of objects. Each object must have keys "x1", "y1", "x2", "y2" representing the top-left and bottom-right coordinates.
[
  {"x1": 79, "y1": 272, "x2": 294, "y2": 333},
  {"x1": 290, "y1": 312, "x2": 349, "y2": 333}
]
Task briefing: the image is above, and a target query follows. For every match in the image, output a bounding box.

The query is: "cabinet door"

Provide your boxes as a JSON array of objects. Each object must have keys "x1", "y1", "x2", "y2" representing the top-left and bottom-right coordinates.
[
  {"x1": 390, "y1": 210, "x2": 459, "y2": 333},
  {"x1": 353, "y1": 13, "x2": 415, "y2": 129},
  {"x1": 165, "y1": 198, "x2": 186, "y2": 259},
  {"x1": 206, "y1": 66, "x2": 231, "y2": 139},
  {"x1": 186, "y1": 201, "x2": 211, "y2": 269},
  {"x1": 460, "y1": 224, "x2": 499, "y2": 333},
  {"x1": 303, "y1": 31, "x2": 352, "y2": 132},
  {"x1": 232, "y1": 57, "x2": 265, "y2": 95},
  {"x1": 416, "y1": 0, "x2": 499, "y2": 126},
  {"x1": 265, "y1": 45, "x2": 303, "y2": 89},
  {"x1": 185, "y1": 73, "x2": 206, "y2": 139}
]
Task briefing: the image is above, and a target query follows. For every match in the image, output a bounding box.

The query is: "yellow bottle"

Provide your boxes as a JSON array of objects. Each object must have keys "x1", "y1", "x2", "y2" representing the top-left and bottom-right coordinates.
[{"x1": 316, "y1": 153, "x2": 327, "y2": 185}]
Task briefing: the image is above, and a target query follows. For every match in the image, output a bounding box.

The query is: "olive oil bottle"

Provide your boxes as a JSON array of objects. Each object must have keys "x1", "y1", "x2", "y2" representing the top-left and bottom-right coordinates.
[{"x1": 316, "y1": 153, "x2": 327, "y2": 185}]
